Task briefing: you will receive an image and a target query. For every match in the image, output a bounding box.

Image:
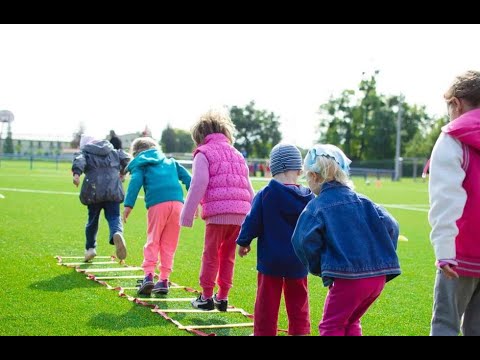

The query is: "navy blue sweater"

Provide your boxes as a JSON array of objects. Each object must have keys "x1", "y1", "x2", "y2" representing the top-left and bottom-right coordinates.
[{"x1": 236, "y1": 179, "x2": 314, "y2": 278}]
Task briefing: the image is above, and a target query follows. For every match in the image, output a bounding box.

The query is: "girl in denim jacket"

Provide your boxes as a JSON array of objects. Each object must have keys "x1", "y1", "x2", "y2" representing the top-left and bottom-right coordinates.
[{"x1": 292, "y1": 144, "x2": 401, "y2": 336}]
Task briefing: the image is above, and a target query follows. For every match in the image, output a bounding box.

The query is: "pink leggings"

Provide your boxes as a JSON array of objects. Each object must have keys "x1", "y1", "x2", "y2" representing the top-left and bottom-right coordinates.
[
  {"x1": 142, "y1": 201, "x2": 182, "y2": 280},
  {"x1": 320, "y1": 276, "x2": 386, "y2": 336}
]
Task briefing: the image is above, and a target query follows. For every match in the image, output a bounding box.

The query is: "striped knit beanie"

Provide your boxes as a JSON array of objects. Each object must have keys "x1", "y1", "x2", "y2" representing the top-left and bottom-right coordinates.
[{"x1": 269, "y1": 143, "x2": 303, "y2": 176}]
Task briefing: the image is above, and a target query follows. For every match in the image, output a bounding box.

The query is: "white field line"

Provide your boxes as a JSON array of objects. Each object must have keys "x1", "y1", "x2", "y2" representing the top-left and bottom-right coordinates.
[
  {"x1": 0, "y1": 187, "x2": 79, "y2": 195},
  {"x1": 0, "y1": 187, "x2": 144, "y2": 198},
  {"x1": 1, "y1": 187, "x2": 429, "y2": 213},
  {"x1": 0, "y1": 174, "x2": 69, "y2": 178}
]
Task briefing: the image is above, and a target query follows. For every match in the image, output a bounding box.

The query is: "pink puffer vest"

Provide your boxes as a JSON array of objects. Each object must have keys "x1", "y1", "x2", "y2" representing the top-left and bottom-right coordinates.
[{"x1": 194, "y1": 133, "x2": 252, "y2": 219}]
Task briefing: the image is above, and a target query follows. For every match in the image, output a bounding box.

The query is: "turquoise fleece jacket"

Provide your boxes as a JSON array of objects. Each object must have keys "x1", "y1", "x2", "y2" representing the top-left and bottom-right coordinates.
[{"x1": 124, "y1": 149, "x2": 191, "y2": 209}]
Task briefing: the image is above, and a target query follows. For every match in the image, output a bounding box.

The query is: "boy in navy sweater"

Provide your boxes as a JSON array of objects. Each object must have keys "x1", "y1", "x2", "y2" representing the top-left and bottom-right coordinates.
[{"x1": 236, "y1": 144, "x2": 314, "y2": 336}]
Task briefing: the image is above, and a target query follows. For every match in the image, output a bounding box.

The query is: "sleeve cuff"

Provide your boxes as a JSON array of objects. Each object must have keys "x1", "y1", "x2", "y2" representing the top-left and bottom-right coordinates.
[
  {"x1": 436, "y1": 259, "x2": 458, "y2": 269},
  {"x1": 236, "y1": 239, "x2": 250, "y2": 247},
  {"x1": 181, "y1": 218, "x2": 194, "y2": 227}
]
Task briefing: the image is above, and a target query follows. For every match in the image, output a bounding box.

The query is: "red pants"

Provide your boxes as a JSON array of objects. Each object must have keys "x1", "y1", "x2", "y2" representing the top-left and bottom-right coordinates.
[
  {"x1": 254, "y1": 272, "x2": 310, "y2": 336},
  {"x1": 320, "y1": 276, "x2": 386, "y2": 336},
  {"x1": 199, "y1": 224, "x2": 240, "y2": 299}
]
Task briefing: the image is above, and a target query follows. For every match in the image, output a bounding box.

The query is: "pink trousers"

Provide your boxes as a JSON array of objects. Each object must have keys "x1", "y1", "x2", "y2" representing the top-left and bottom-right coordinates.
[
  {"x1": 143, "y1": 201, "x2": 183, "y2": 280},
  {"x1": 320, "y1": 276, "x2": 386, "y2": 336},
  {"x1": 199, "y1": 224, "x2": 240, "y2": 299}
]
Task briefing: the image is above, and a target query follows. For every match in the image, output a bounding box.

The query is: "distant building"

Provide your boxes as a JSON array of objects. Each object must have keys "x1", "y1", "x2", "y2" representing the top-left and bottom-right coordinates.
[
  {"x1": 118, "y1": 132, "x2": 142, "y2": 151},
  {"x1": 10, "y1": 135, "x2": 71, "y2": 156},
  {"x1": 7, "y1": 131, "x2": 150, "y2": 156}
]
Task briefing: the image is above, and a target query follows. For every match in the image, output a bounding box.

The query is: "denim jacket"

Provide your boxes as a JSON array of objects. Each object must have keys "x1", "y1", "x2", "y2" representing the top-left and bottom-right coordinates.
[{"x1": 292, "y1": 181, "x2": 401, "y2": 286}]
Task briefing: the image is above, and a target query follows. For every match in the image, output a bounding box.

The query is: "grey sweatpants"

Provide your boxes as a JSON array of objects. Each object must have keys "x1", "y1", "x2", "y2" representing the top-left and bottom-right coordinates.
[{"x1": 430, "y1": 270, "x2": 480, "y2": 336}]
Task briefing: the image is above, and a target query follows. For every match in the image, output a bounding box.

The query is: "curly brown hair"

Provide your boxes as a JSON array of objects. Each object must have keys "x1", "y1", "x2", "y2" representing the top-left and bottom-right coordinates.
[{"x1": 190, "y1": 109, "x2": 236, "y2": 146}]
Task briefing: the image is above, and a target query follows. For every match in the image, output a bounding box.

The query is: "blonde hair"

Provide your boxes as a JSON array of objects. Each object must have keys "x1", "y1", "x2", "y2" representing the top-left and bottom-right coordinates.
[
  {"x1": 304, "y1": 156, "x2": 354, "y2": 189},
  {"x1": 130, "y1": 137, "x2": 159, "y2": 157},
  {"x1": 191, "y1": 108, "x2": 236, "y2": 146},
  {"x1": 444, "y1": 70, "x2": 480, "y2": 106}
]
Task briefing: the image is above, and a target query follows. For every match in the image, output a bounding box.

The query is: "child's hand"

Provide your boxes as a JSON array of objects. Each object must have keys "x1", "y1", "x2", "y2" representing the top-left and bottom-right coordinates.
[
  {"x1": 123, "y1": 207, "x2": 132, "y2": 223},
  {"x1": 119, "y1": 174, "x2": 125, "y2": 183},
  {"x1": 441, "y1": 264, "x2": 459, "y2": 279},
  {"x1": 238, "y1": 245, "x2": 251, "y2": 258},
  {"x1": 73, "y1": 174, "x2": 80, "y2": 187},
  {"x1": 194, "y1": 206, "x2": 201, "y2": 219}
]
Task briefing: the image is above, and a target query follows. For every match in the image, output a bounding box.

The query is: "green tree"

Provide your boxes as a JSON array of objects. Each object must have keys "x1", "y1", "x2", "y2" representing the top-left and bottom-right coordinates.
[
  {"x1": 404, "y1": 115, "x2": 449, "y2": 158},
  {"x1": 230, "y1": 101, "x2": 282, "y2": 158},
  {"x1": 173, "y1": 129, "x2": 194, "y2": 153},
  {"x1": 160, "y1": 125, "x2": 177, "y2": 153},
  {"x1": 317, "y1": 71, "x2": 435, "y2": 160},
  {"x1": 3, "y1": 127, "x2": 14, "y2": 154}
]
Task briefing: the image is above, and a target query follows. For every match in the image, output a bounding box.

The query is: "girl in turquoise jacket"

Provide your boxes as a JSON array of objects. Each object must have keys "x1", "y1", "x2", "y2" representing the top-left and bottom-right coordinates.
[{"x1": 123, "y1": 137, "x2": 191, "y2": 296}]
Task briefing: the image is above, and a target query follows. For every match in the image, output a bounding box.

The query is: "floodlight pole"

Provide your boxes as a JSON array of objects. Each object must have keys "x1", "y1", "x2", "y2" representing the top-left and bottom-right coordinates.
[{"x1": 394, "y1": 95, "x2": 404, "y2": 181}]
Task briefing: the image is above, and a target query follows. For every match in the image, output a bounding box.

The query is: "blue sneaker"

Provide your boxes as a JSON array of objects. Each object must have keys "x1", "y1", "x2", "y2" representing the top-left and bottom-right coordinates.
[
  {"x1": 137, "y1": 274, "x2": 154, "y2": 295},
  {"x1": 152, "y1": 279, "x2": 169, "y2": 295}
]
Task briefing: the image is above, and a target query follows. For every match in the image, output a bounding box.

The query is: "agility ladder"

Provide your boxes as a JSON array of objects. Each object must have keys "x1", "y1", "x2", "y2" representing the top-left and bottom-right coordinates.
[{"x1": 55, "y1": 255, "x2": 261, "y2": 336}]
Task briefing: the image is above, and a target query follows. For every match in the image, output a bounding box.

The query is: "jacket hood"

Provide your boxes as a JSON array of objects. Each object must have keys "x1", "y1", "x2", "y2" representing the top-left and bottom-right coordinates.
[
  {"x1": 443, "y1": 108, "x2": 480, "y2": 150},
  {"x1": 81, "y1": 140, "x2": 114, "y2": 156},
  {"x1": 267, "y1": 179, "x2": 313, "y2": 215},
  {"x1": 127, "y1": 149, "x2": 166, "y2": 171}
]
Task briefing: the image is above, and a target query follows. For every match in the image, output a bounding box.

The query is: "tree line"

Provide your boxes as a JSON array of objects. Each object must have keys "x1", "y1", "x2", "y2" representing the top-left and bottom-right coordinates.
[
  {"x1": 4, "y1": 71, "x2": 443, "y2": 160},
  {"x1": 317, "y1": 71, "x2": 447, "y2": 161},
  {"x1": 161, "y1": 72, "x2": 446, "y2": 160}
]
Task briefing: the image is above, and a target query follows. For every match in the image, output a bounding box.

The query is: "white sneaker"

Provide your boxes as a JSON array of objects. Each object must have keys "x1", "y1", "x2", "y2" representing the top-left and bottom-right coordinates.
[
  {"x1": 113, "y1": 233, "x2": 127, "y2": 260},
  {"x1": 84, "y1": 248, "x2": 97, "y2": 262}
]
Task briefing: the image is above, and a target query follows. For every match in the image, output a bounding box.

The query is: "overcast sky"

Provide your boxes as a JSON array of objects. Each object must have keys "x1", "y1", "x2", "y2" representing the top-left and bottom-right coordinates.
[{"x1": 1, "y1": 24, "x2": 479, "y2": 148}]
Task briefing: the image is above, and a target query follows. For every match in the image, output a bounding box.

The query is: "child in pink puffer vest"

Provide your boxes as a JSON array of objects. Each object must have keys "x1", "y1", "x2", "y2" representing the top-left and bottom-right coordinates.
[{"x1": 181, "y1": 109, "x2": 254, "y2": 311}]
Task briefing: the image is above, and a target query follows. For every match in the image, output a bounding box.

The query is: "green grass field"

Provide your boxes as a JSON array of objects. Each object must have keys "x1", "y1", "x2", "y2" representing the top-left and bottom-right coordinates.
[{"x1": 0, "y1": 161, "x2": 434, "y2": 336}]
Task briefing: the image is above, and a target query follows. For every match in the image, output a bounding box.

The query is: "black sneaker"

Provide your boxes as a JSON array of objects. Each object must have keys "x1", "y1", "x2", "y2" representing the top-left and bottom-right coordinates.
[
  {"x1": 137, "y1": 274, "x2": 154, "y2": 295},
  {"x1": 152, "y1": 279, "x2": 169, "y2": 295},
  {"x1": 191, "y1": 294, "x2": 214, "y2": 311},
  {"x1": 213, "y1": 294, "x2": 228, "y2": 312}
]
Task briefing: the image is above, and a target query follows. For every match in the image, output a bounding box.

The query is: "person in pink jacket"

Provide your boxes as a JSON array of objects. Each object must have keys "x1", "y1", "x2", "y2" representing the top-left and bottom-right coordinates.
[
  {"x1": 181, "y1": 109, "x2": 254, "y2": 311},
  {"x1": 429, "y1": 70, "x2": 480, "y2": 336}
]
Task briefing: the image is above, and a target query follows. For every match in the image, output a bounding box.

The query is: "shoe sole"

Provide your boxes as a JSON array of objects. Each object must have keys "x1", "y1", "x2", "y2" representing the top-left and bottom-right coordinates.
[
  {"x1": 192, "y1": 306, "x2": 214, "y2": 311},
  {"x1": 151, "y1": 288, "x2": 169, "y2": 295},
  {"x1": 113, "y1": 233, "x2": 127, "y2": 260}
]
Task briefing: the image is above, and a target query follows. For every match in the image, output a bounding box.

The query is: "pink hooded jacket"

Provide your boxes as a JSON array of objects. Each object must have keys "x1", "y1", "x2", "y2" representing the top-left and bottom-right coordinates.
[{"x1": 442, "y1": 108, "x2": 480, "y2": 276}]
